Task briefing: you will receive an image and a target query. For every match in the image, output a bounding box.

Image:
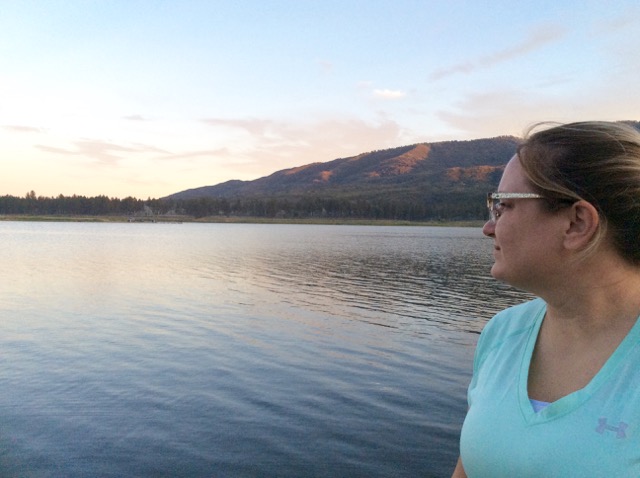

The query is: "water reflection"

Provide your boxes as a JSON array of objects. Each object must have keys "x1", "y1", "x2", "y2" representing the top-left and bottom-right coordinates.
[
  {"x1": 0, "y1": 222, "x2": 534, "y2": 477},
  {"x1": 217, "y1": 225, "x2": 533, "y2": 339}
]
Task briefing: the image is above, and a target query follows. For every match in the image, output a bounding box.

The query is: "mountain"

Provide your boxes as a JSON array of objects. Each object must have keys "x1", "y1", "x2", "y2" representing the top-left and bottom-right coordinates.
[
  {"x1": 163, "y1": 121, "x2": 640, "y2": 221},
  {"x1": 166, "y1": 136, "x2": 518, "y2": 201},
  {"x1": 163, "y1": 136, "x2": 519, "y2": 220}
]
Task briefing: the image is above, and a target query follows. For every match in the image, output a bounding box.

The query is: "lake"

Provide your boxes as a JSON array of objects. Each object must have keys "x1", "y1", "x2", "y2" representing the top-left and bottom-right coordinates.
[{"x1": 0, "y1": 222, "x2": 532, "y2": 477}]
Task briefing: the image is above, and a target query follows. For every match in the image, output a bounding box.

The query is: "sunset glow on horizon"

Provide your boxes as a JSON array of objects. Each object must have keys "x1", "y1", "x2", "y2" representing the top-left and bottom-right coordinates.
[{"x1": 1, "y1": 0, "x2": 639, "y2": 199}]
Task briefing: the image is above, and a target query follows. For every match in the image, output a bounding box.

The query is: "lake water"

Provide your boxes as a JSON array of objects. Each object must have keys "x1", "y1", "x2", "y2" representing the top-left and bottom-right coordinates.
[{"x1": 0, "y1": 222, "x2": 532, "y2": 477}]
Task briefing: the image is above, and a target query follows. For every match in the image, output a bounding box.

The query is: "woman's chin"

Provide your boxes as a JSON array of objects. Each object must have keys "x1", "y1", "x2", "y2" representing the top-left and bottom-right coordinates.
[{"x1": 490, "y1": 264, "x2": 506, "y2": 282}]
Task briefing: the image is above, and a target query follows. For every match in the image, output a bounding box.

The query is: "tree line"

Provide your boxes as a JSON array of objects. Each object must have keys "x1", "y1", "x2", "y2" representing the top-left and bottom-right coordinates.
[
  {"x1": 170, "y1": 194, "x2": 486, "y2": 220},
  {"x1": 0, "y1": 191, "x2": 155, "y2": 216},
  {"x1": 0, "y1": 190, "x2": 487, "y2": 221}
]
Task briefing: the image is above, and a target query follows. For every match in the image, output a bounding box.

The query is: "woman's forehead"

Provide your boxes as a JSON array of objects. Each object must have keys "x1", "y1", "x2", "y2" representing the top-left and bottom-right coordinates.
[{"x1": 498, "y1": 156, "x2": 530, "y2": 191}]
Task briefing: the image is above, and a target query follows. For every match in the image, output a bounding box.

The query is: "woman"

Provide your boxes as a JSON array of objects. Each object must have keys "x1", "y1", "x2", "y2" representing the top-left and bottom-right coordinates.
[{"x1": 452, "y1": 121, "x2": 640, "y2": 477}]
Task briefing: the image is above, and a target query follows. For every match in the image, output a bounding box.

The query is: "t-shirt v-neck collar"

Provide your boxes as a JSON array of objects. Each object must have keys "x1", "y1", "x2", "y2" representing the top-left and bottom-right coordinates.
[{"x1": 518, "y1": 301, "x2": 640, "y2": 424}]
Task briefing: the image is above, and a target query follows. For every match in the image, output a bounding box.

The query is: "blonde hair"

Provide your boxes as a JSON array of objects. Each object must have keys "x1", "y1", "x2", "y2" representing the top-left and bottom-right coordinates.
[{"x1": 517, "y1": 121, "x2": 640, "y2": 264}]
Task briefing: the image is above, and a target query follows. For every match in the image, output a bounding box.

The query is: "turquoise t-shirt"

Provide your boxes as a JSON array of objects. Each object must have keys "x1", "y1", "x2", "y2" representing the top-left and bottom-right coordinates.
[{"x1": 460, "y1": 299, "x2": 640, "y2": 477}]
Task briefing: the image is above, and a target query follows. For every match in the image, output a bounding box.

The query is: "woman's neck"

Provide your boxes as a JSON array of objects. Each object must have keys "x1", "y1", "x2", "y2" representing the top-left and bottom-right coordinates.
[{"x1": 542, "y1": 251, "x2": 640, "y2": 338}]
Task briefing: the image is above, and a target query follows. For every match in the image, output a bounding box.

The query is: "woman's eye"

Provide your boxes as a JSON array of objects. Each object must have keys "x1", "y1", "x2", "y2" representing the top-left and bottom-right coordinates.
[{"x1": 493, "y1": 202, "x2": 509, "y2": 218}]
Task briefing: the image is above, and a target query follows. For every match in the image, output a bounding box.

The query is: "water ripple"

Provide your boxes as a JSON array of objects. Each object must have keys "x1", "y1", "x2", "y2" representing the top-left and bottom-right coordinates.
[{"x1": 0, "y1": 222, "x2": 533, "y2": 477}]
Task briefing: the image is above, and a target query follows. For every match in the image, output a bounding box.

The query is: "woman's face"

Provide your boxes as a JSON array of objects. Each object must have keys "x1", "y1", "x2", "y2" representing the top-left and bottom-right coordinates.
[{"x1": 482, "y1": 156, "x2": 566, "y2": 292}]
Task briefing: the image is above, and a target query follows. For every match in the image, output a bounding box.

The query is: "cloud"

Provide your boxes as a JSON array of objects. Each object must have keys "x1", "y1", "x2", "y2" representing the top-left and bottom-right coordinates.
[
  {"x1": 33, "y1": 113, "x2": 417, "y2": 190},
  {"x1": 130, "y1": 143, "x2": 172, "y2": 155},
  {"x1": 3, "y1": 125, "x2": 45, "y2": 133},
  {"x1": 357, "y1": 82, "x2": 407, "y2": 100},
  {"x1": 430, "y1": 24, "x2": 567, "y2": 81},
  {"x1": 36, "y1": 139, "x2": 171, "y2": 166},
  {"x1": 592, "y1": 6, "x2": 640, "y2": 34},
  {"x1": 434, "y1": 87, "x2": 589, "y2": 138},
  {"x1": 157, "y1": 148, "x2": 231, "y2": 161},
  {"x1": 122, "y1": 114, "x2": 148, "y2": 121},
  {"x1": 202, "y1": 114, "x2": 411, "y2": 177},
  {"x1": 36, "y1": 134, "x2": 232, "y2": 170},
  {"x1": 201, "y1": 118, "x2": 274, "y2": 136},
  {"x1": 373, "y1": 89, "x2": 407, "y2": 100},
  {"x1": 590, "y1": 8, "x2": 640, "y2": 77},
  {"x1": 317, "y1": 59, "x2": 333, "y2": 74},
  {"x1": 435, "y1": 78, "x2": 640, "y2": 139},
  {"x1": 36, "y1": 145, "x2": 74, "y2": 154}
]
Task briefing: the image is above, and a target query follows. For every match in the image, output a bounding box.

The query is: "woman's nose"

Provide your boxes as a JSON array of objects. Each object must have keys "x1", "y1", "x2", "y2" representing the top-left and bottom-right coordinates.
[{"x1": 482, "y1": 220, "x2": 495, "y2": 237}]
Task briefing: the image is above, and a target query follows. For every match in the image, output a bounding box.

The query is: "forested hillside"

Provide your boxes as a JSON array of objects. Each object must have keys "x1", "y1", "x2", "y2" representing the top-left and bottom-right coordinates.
[{"x1": 164, "y1": 136, "x2": 520, "y2": 220}]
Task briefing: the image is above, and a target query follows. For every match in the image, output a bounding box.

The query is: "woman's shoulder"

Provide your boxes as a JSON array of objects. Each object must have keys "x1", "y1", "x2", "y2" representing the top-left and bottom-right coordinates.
[
  {"x1": 472, "y1": 298, "x2": 545, "y2": 373},
  {"x1": 480, "y1": 298, "x2": 545, "y2": 343}
]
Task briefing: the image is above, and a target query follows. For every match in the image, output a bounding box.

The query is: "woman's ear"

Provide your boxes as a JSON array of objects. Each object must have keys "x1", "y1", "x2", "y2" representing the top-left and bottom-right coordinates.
[{"x1": 563, "y1": 200, "x2": 600, "y2": 251}]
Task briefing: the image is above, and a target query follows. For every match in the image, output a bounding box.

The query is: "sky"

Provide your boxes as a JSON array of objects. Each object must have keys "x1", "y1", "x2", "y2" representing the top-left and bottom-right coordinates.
[{"x1": 1, "y1": 0, "x2": 639, "y2": 199}]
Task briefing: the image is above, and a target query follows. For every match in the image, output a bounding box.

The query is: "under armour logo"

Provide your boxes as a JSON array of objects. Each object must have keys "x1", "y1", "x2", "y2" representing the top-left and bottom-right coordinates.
[{"x1": 596, "y1": 418, "x2": 628, "y2": 438}]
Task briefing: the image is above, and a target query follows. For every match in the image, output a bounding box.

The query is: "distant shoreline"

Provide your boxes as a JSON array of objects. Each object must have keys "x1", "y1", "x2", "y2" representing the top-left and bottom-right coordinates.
[{"x1": 0, "y1": 214, "x2": 485, "y2": 227}]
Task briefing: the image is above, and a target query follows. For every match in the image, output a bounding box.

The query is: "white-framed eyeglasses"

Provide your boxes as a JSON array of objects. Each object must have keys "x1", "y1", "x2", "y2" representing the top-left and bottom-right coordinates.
[{"x1": 487, "y1": 192, "x2": 545, "y2": 222}]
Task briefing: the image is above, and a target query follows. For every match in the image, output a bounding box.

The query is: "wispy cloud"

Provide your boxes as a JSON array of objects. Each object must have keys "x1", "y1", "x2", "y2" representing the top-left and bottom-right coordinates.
[
  {"x1": 592, "y1": 5, "x2": 640, "y2": 34},
  {"x1": 357, "y1": 82, "x2": 407, "y2": 100},
  {"x1": 430, "y1": 24, "x2": 567, "y2": 81},
  {"x1": 437, "y1": 88, "x2": 600, "y2": 139},
  {"x1": 122, "y1": 114, "x2": 148, "y2": 121},
  {"x1": 36, "y1": 140, "x2": 171, "y2": 166},
  {"x1": 3, "y1": 125, "x2": 45, "y2": 133},
  {"x1": 373, "y1": 89, "x2": 407, "y2": 100},
  {"x1": 317, "y1": 59, "x2": 333, "y2": 74},
  {"x1": 33, "y1": 113, "x2": 414, "y2": 188},
  {"x1": 357, "y1": 80, "x2": 373, "y2": 89},
  {"x1": 157, "y1": 148, "x2": 231, "y2": 161},
  {"x1": 201, "y1": 118, "x2": 274, "y2": 136},
  {"x1": 202, "y1": 114, "x2": 410, "y2": 176},
  {"x1": 436, "y1": 89, "x2": 533, "y2": 136},
  {"x1": 590, "y1": 8, "x2": 640, "y2": 76}
]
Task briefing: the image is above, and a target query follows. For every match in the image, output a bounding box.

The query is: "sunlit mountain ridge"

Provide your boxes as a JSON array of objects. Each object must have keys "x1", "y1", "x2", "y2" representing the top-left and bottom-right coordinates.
[
  {"x1": 163, "y1": 121, "x2": 639, "y2": 220},
  {"x1": 165, "y1": 137, "x2": 518, "y2": 219}
]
